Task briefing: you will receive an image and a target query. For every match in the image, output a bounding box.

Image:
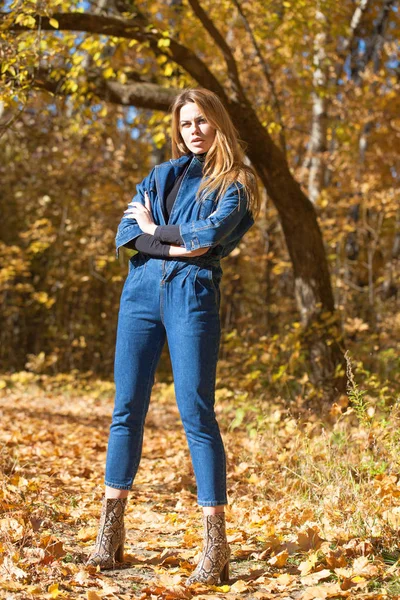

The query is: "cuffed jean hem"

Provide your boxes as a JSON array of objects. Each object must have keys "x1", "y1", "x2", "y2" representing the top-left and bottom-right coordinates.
[
  {"x1": 104, "y1": 480, "x2": 132, "y2": 491},
  {"x1": 197, "y1": 499, "x2": 228, "y2": 507}
]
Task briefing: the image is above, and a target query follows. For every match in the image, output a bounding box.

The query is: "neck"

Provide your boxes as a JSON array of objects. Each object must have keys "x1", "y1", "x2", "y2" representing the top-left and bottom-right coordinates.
[{"x1": 194, "y1": 151, "x2": 207, "y2": 163}]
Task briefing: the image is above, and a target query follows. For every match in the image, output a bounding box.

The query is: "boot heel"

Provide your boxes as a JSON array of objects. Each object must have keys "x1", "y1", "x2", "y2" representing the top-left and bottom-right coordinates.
[
  {"x1": 114, "y1": 528, "x2": 125, "y2": 562},
  {"x1": 114, "y1": 541, "x2": 124, "y2": 562},
  {"x1": 220, "y1": 560, "x2": 229, "y2": 583}
]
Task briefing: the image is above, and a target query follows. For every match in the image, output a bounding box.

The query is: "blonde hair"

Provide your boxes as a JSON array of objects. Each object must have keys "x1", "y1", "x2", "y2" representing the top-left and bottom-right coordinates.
[{"x1": 170, "y1": 88, "x2": 260, "y2": 217}]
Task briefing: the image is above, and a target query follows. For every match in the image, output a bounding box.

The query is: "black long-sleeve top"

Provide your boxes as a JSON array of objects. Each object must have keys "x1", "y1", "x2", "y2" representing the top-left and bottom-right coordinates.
[{"x1": 124, "y1": 152, "x2": 206, "y2": 257}]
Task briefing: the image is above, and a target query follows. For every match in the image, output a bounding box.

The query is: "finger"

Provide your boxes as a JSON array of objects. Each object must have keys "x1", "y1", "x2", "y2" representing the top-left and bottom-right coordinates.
[{"x1": 144, "y1": 191, "x2": 151, "y2": 212}]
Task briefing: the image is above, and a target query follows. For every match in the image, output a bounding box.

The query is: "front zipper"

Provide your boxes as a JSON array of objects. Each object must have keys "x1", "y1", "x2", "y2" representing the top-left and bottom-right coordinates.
[{"x1": 154, "y1": 167, "x2": 167, "y2": 226}]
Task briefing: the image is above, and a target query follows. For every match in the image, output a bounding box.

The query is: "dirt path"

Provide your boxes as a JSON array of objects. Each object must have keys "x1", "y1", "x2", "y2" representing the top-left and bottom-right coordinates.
[{"x1": 0, "y1": 380, "x2": 390, "y2": 599}]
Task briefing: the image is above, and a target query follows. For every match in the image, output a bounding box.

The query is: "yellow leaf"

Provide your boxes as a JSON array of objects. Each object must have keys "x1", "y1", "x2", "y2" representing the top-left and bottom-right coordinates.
[
  {"x1": 49, "y1": 18, "x2": 59, "y2": 29},
  {"x1": 157, "y1": 38, "x2": 170, "y2": 48},
  {"x1": 301, "y1": 583, "x2": 342, "y2": 599},
  {"x1": 48, "y1": 583, "x2": 62, "y2": 598},
  {"x1": 299, "y1": 552, "x2": 319, "y2": 576},
  {"x1": 27, "y1": 586, "x2": 42, "y2": 595},
  {"x1": 301, "y1": 569, "x2": 332, "y2": 586},
  {"x1": 276, "y1": 572, "x2": 295, "y2": 586},
  {"x1": 230, "y1": 579, "x2": 248, "y2": 592},
  {"x1": 268, "y1": 549, "x2": 288, "y2": 567},
  {"x1": 77, "y1": 526, "x2": 97, "y2": 541},
  {"x1": 164, "y1": 63, "x2": 174, "y2": 77},
  {"x1": 103, "y1": 67, "x2": 114, "y2": 79},
  {"x1": 87, "y1": 592, "x2": 102, "y2": 600},
  {"x1": 20, "y1": 15, "x2": 37, "y2": 28},
  {"x1": 214, "y1": 584, "x2": 230, "y2": 592}
]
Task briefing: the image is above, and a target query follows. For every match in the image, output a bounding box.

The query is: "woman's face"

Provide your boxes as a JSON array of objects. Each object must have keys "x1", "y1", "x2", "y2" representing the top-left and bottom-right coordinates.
[{"x1": 179, "y1": 102, "x2": 216, "y2": 154}]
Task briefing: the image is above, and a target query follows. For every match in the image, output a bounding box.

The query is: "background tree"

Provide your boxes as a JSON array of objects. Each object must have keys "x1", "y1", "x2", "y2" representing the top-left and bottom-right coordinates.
[{"x1": 0, "y1": 0, "x2": 399, "y2": 405}]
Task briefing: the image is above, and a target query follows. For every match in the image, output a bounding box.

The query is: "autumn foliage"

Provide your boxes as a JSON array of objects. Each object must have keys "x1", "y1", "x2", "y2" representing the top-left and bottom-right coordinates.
[{"x1": 0, "y1": 0, "x2": 400, "y2": 597}]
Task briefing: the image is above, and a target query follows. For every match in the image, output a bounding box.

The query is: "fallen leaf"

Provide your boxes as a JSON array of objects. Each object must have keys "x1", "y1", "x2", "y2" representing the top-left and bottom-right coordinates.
[
  {"x1": 300, "y1": 582, "x2": 347, "y2": 599},
  {"x1": 0, "y1": 556, "x2": 28, "y2": 580},
  {"x1": 299, "y1": 552, "x2": 319, "y2": 576},
  {"x1": 73, "y1": 570, "x2": 91, "y2": 585},
  {"x1": 268, "y1": 549, "x2": 288, "y2": 567},
  {"x1": 87, "y1": 592, "x2": 102, "y2": 600},
  {"x1": 325, "y1": 548, "x2": 347, "y2": 568},
  {"x1": 301, "y1": 568, "x2": 332, "y2": 585},
  {"x1": 230, "y1": 579, "x2": 249, "y2": 592},
  {"x1": 46, "y1": 541, "x2": 66, "y2": 560},
  {"x1": 77, "y1": 527, "x2": 97, "y2": 541},
  {"x1": 276, "y1": 572, "x2": 295, "y2": 586},
  {"x1": 48, "y1": 582, "x2": 64, "y2": 598},
  {"x1": 297, "y1": 527, "x2": 324, "y2": 551}
]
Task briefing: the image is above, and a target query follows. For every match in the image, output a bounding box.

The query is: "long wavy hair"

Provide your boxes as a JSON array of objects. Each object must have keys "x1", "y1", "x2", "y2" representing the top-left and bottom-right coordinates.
[{"x1": 170, "y1": 88, "x2": 260, "y2": 217}]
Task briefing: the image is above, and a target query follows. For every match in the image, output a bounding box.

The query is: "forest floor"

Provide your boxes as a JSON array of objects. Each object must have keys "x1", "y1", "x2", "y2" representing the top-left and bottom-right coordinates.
[{"x1": 0, "y1": 374, "x2": 400, "y2": 599}]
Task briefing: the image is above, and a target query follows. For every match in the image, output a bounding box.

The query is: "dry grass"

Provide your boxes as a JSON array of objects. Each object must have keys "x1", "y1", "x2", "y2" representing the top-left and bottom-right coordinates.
[{"x1": 0, "y1": 359, "x2": 399, "y2": 598}]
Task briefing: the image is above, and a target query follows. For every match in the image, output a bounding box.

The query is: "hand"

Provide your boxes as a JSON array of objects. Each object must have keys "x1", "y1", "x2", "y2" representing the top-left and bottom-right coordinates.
[
  {"x1": 168, "y1": 246, "x2": 210, "y2": 257},
  {"x1": 122, "y1": 191, "x2": 157, "y2": 235}
]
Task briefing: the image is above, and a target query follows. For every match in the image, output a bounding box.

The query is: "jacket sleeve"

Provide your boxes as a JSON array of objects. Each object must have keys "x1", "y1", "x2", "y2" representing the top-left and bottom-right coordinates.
[
  {"x1": 115, "y1": 167, "x2": 155, "y2": 258},
  {"x1": 154, "y1": 225, "x2": 184, "y2": 245},
  {"x1": 178, "y1": 183, "x2": 250, "y2": 251},
  {"x1": 125, "y1": 233, "x2": 171, "y2": 257}
]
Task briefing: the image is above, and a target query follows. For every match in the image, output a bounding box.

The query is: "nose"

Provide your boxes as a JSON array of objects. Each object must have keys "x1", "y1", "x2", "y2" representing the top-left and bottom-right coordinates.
[{"x1": 191, "y1": 121, "x2": 201, "y2": 134}]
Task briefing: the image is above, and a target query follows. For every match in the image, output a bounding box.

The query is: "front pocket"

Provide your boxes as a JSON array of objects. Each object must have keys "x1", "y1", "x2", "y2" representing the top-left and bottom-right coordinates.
[
  {"x1": 193, "y1": 266, "x2": 219, "y2": 308},
  {"x1": 128, "y1": 253, "x2": 148, "y2": 282}
]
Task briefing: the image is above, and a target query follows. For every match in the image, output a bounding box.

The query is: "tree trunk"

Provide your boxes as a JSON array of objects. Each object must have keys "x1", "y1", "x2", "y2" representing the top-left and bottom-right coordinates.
[
  {"x1": 2, "y1": 10, "x2": 348, "y2": 401},
  {"x1": 308, "y1": 4, "x2": 329, "y2": 204},
  {"x1": 228, "y1": 100, "x2": 346, "y2": 398}
]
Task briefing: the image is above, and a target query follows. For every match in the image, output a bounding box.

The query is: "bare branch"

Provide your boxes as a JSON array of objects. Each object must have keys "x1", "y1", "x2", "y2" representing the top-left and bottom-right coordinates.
[
  {"x1": 187, "y1": 0, "x2": 247, "y2": 102},
  {"x1": 358, "y1": 0, "x2": 395, "y2": 73},
  {"x1": 334, "y1": 0, "x2": 370, "y2": 82},
  {"x1": 232, "y1": 0, "x2": 286, "y2": 156}
]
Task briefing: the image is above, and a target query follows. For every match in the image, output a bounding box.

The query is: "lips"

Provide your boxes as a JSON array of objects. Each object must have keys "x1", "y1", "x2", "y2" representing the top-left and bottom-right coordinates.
[{"x1": 191, "y1": 138, "x2": 203, "y2": 143}]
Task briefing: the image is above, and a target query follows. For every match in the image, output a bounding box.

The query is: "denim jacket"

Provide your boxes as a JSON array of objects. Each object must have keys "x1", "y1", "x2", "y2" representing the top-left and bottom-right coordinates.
[{"x1": 115, "y1": 152, "x2": 254, "y2": 265}]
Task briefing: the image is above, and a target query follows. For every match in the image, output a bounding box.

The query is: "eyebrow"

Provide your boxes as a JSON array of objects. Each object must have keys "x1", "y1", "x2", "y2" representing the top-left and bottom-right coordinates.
[{"x1": 179, "y1": 116, "x2": 205, "y2": 123}]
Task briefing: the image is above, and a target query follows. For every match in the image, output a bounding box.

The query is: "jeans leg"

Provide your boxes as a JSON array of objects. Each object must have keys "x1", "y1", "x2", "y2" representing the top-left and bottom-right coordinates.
[
  {"x1": 164, "y1": 267, "x2": 227, "y2": 506},
  {"x1": 105, "y1": 270, "x2": 166, "y2": 490}
]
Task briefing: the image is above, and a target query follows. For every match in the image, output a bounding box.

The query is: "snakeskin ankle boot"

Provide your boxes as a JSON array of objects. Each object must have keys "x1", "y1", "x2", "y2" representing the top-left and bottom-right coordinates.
[
  {"x1": 185, "y1": 512, "x2": 230, "y2": 586},
  {"x1": 86, "y1": 496, "x2": 127, "y2": 569}
]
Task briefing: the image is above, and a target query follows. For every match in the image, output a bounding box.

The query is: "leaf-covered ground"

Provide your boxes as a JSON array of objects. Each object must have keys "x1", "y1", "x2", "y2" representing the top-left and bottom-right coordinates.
[{"x1": 1, "y1": 375, "x2": 400, "y2": 599}]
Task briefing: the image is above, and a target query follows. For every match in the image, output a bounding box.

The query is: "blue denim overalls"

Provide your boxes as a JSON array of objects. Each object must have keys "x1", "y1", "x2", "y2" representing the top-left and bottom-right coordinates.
[{"x1": 104, "y1": 152, "x2": 254, "y2": 506}]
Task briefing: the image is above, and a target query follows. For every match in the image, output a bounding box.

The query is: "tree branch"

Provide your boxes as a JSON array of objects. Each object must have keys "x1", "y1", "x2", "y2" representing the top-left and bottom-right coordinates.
[
  {"x1": 34, "y1": 68, "x2": 178, "y2": 110},
  {"x1": 186, "y1": 0, "x2": 247, "y2": 103},
  {"x1": 358, "y1": 0, "x2": 395, "y2": 73},
  {"x1": 0, "y1": 11, "x2": 228, "y2": 102},
  {"x1": 232, "y1": 0, "x2": 287, "y2": 156},
  {"x1": 334, "y1": 0, "x2": 370, "y2": 82}
]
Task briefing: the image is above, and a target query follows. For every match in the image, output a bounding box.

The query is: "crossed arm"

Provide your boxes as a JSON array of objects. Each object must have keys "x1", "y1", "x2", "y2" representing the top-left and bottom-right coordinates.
[
  {"x1": 122, "y1": 192, "x2": 209, "y2": 258},
  {"x1": 122, "y1": 183, "x2": 248, "y2": 258}
]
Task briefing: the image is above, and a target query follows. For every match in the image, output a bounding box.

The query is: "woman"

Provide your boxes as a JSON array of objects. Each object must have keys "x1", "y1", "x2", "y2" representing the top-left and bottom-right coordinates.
[{"x1": 87, "y1": 87, "x2": 260, "y2": 585}]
